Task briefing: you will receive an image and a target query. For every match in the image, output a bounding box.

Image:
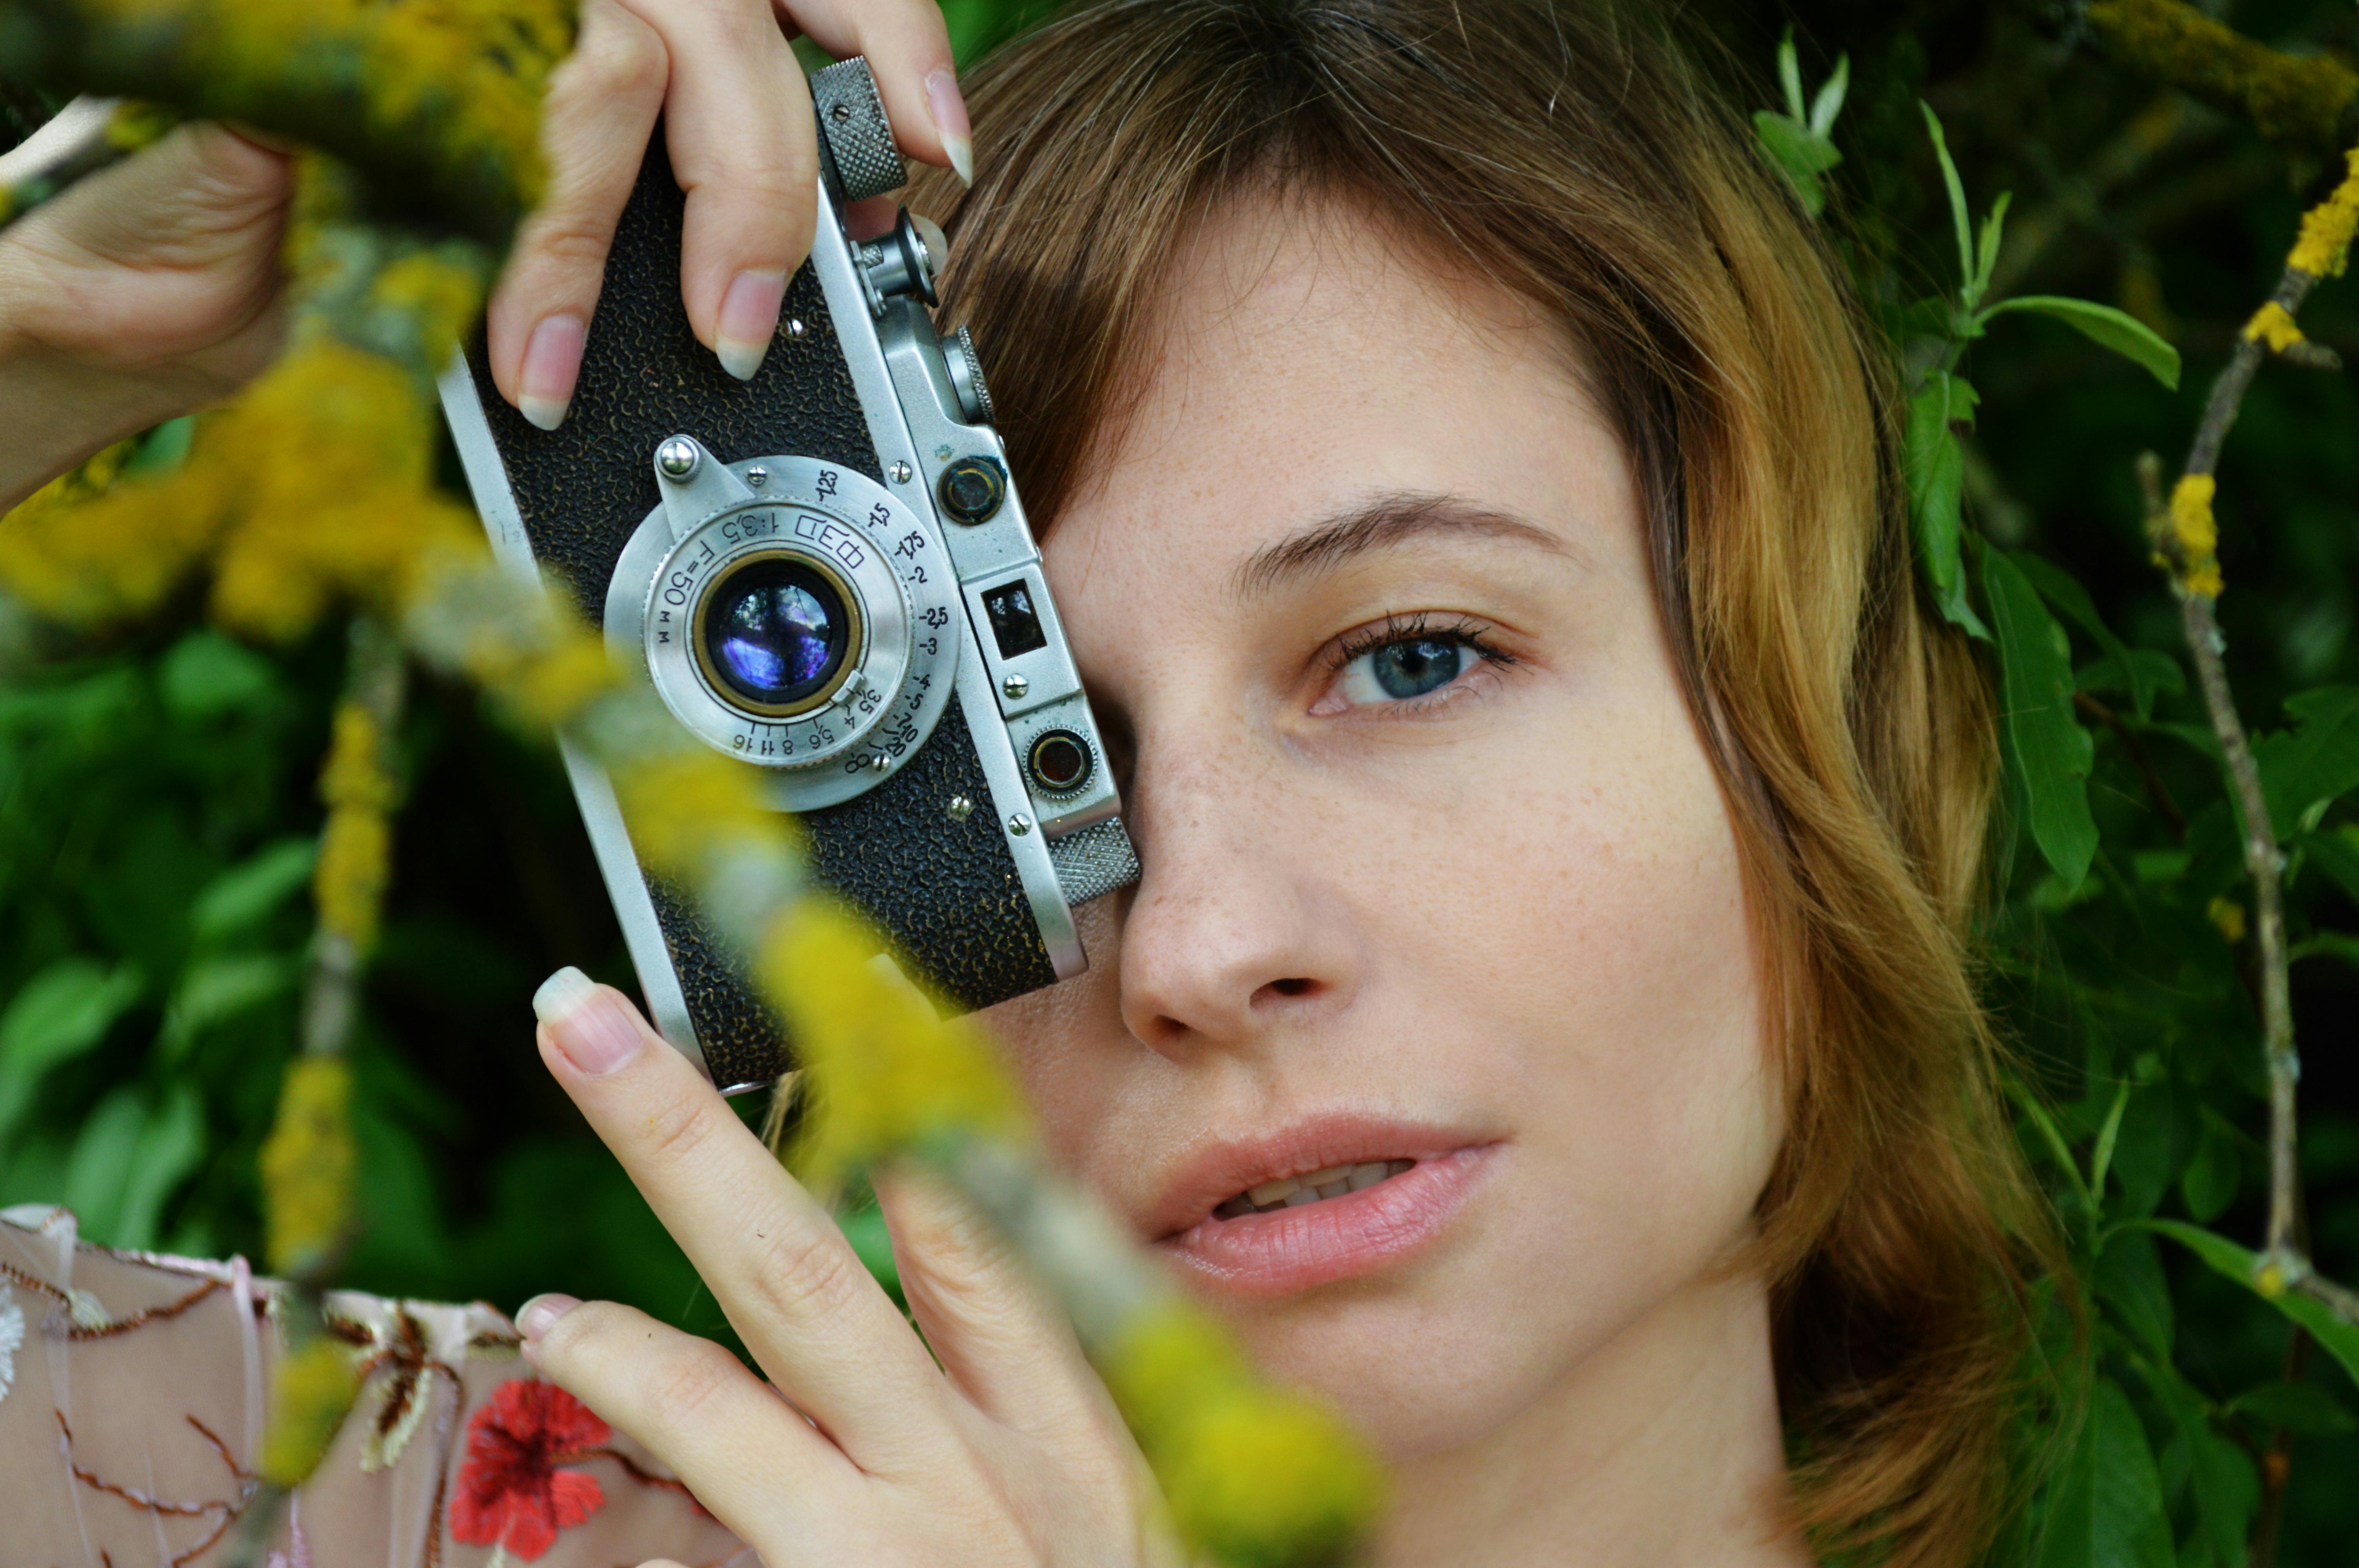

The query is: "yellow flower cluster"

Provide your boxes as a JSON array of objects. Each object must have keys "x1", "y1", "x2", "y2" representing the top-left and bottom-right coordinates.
[
  {"x1": 2288, "y1": 145, "x2": 2359, "y2": 279},
  {"x1": 315, "y1": 701, "x2": 397, "y2": 949},
  {"x1": 62, "y1": 0, "x2": 570, "y2": 219},
  {"x1": 0, "y1": 336, "x2": 483, "y2": 636},
  {"x1": 2242, "y1": 301, "x2": 2304, "y2": 351},
  {"x1": 2166, "y1": 474, "x2": 2222, "y2": 599},
  {"x1": 259, "y1": 1054, "x2": 358, "y2": 1278},
  {"x1": 758, "y1": 898, "x2": 1030, "y2": 1189},
  {"x1": 1106, "y1": 1303, "x2": 1385, "y2": 1568},
  {"x1": 259, "y1": 1334, "x2": 363, "y2": 1487}
]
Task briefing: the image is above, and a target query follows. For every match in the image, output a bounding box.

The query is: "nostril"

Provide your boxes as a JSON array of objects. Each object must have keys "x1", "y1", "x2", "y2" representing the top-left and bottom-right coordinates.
[{"x1": 1258, "y1": 977, "x2": 1317, "y2": 1003}]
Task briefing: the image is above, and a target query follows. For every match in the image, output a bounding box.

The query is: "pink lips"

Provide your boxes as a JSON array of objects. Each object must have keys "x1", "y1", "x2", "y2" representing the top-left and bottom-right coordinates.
[{"x1": 1152, "y1": 1143, "x2": 1498, "y2": 1297}]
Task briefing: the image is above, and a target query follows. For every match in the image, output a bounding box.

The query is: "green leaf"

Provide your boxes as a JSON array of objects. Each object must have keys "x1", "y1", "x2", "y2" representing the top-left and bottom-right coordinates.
[
  {"x1": 158, "y1": 630, "x2": 282, "y2": 721},
  {"x1": 2144, "y1": 1220, "x2": 2359, "y2": 1391},
  {"x1": 2304, "y1": 824, "x2": 2359, "y2": 905},
  {"x1": 0, "y1": 958, "x2": 143, "y2": 1140},
  {"x1": 2133, "y1": 1357, "x2": 2257, "y2": 1568},
  {"x1": 2228, "y1": 1381, "x2": 2357, "y2": 1435},
  {"x1": 2037, "y1": 1377, "x2": 2174, "y2": 1568},
  {"x1": 1918, "y1": 102, "x2": 1975, "y2": 299},
  {"x1": 1979, "y1": 296, "x2": 2182, "y2": 390},
  {"x1": 63, "y1": 1084, "x2": 205, "y2": 1252},
  {"x1": 2254, "y1": 687, "x2": 2359, "y2": 837},
  {"x1": 1985, "y1": 548, "x2": 2098, "y2": 889},
  {"x1": 1776, "y1": 27, "x2": 1807, "y2": 120},
  {"x1": 2075, "y1": 650, "x2": 2185, "y2": 720},
  {"x1": 2012, "y1": 552, "x2": 2151, "y2": 717},
  {"x1": 1752, "y1": 111, "x2": 1839, "y2": 216},
  {"x1": 114, "y1": 1084, "x2": 205, "y2": 1252},
  {"x1": 1808, "y1": 53, "x2": 1850, "y2": 138},
  {"x1": 189, "y1": 838, "x2": 318, "y2": 944},
  {"x1": 1905, "y1": 372, "x2": 1987, "y2": 637},
  {"x1": 2180, "y1": 1109, "x2": 2239, "y2": 1223},
  {"x1": 2095, "y1": 1232, "x2": 2174, "y2": 1358},
  {"x1": 160, "y1": 954, "x2": 300, "y2": 1060},
  {"x1": 2109, "y1": 1083, "x2": 2175, "y2": 1219},
  {"x1": 1972, "y1": 190, "x2": 2012, "y2": 307}
]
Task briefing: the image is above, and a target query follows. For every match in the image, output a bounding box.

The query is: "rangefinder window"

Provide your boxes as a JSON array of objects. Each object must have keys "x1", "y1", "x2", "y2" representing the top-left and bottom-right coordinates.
[{"x1": 983, "y1": 579, "x2": 1049, "y2": 659}]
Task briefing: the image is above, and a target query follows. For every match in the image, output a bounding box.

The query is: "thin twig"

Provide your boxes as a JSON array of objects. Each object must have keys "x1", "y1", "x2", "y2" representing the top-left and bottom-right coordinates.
[{"x1": 2144, "y1": 245, "x2": 2344, "y2": 1301}]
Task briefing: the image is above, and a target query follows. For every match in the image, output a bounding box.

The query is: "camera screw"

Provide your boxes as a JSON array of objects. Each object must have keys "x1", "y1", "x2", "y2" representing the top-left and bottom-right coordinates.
[
  {"x1": 1002, "y1": 673, "x2": 1029, "y2": 699},
  {"x1": 889, "y1": 460, "x2": 913, "y2": 484},
  {"x1": 1007, "y1": 813, "x2": 1034, "y2": 837},
  {"x1": 786, "y1": 318, "x2": 807, "y2": 339},
  {"x1": 867, "y1": 752, "x2": 892, "y2": 773},
  {"x1": 947, "y1": 794, "x2": 976, "y2": 822},
  {"x1": 745, "y1": 466, "x2": 768, "y2": 487},
  {"x1": 656, "y1": 437, "x2": 700, "y2": 480}
]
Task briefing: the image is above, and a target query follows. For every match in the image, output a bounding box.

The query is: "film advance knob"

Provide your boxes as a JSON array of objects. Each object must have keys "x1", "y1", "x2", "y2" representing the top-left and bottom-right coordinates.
[{"x1": 810, "y1": 57, "x2": 907, "y2": 201}]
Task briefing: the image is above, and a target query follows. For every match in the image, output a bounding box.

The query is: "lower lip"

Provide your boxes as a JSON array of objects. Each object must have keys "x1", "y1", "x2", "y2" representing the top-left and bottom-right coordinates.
[{"x1": 1154, "y1": 1145, "x2": 1498, "y2": 1296}]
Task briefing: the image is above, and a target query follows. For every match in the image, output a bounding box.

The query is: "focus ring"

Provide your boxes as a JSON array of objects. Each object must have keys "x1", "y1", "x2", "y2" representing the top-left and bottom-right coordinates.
[{"x1": 811, "y1": 59, "x2": 907, "y2": 201}]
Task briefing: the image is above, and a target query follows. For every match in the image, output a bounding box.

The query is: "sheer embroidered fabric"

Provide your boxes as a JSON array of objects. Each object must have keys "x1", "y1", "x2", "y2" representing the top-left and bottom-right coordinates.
[{"x1": 0, "y1": 1209, "x2": 751, "y2": 1566}]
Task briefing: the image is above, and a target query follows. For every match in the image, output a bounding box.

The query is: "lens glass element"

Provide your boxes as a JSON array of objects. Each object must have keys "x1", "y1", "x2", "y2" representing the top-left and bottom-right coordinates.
[{"x1": 702, "y1": 557, "x2": 851, "y2": 710}]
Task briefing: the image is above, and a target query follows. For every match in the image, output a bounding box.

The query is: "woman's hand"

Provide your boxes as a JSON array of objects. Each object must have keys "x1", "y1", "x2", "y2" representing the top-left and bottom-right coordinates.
[
  {"x1": 485, "y1": 0, "x2": 969, "y2": 429},
  {"x1": 0, "y1": 121, "x2": 294, "y2": 510},
  {"x1": 520, "y1": 969, "x2": 1176, "y2": 1566},
  {"x1": 0, "y1": 0, "x2": 969, "y2": 505}
]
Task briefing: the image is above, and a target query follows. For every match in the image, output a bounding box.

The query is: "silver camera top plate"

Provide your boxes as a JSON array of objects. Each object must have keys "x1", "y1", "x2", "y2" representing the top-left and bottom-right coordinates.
[{"x1": 605, "y1": 448, "x2": 965, "y2": 812}]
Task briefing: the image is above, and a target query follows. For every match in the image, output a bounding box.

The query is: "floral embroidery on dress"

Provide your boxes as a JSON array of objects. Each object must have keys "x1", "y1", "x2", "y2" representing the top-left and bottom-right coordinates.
[
  {"x1": 449, "y1": 1378, "x2": 610, "y2": 1560},
  {"x1": 331, "y1": 1306, "x2": 444, "y2": 1472},
  {"x1": 0, "y1": 1284, "x2": 22, "y2": 1406}
]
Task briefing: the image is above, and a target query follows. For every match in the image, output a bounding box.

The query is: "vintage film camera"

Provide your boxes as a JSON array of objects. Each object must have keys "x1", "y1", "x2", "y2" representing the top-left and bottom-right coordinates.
[{"x1": 439, "y1": 58, "x2": 1137, "y2": 1091}]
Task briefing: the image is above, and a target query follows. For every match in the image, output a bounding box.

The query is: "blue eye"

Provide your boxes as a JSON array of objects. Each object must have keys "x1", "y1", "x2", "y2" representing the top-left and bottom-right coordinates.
[{"x1": 1336, "y1": 635, "x2": 1478, "y2": 705}]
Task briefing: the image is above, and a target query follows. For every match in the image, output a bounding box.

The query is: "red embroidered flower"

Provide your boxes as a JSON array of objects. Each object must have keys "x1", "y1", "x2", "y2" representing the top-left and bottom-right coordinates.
[{"x1": 448, "y1": 1379, "x2": 609, "y2": 1559}]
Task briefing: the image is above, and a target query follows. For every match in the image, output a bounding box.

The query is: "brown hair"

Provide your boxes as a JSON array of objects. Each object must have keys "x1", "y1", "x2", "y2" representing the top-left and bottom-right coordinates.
[{"x1": 908, "y1": 2, "x2": 2049, "y2": 1561}]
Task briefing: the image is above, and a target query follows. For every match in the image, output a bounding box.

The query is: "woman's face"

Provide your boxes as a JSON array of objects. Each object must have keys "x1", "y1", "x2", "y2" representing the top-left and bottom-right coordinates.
[{"x1": 981, "y1": 196, "x2": 1779, "y2": 1458}]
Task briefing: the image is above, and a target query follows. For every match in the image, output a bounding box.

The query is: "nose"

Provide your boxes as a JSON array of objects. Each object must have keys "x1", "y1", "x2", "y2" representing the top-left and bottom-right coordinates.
[{"x1": 1111, "y1": 739, "x2": 1359, "y2": 1056}]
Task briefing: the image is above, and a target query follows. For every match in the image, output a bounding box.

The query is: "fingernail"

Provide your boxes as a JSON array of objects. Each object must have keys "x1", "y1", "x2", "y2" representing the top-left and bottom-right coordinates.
[
  {"x1": 715, "y1": 270, "x2": 787, "y2": 381},
  {"x1": 517, "y1": 313, "x2": 585, "y2": 431},
  {"x1": 515, "y1": 1292, "x2": 581, "y2": 1342},
  {"x1": 927, "y1": 69, "x2": 974, "y2": 187},
  {"x1": 533, "y1": 966, "x2": 642, "y2": 1075}
]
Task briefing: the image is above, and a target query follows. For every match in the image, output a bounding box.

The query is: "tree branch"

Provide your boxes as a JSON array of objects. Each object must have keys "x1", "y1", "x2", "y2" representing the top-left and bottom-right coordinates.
[
  {"x1": 2085, "y1": 0, "x2": 2359, "y2": 158},
  {"x1": 2141, "y1": 145, "x2": 2359, "y2": 1312}
]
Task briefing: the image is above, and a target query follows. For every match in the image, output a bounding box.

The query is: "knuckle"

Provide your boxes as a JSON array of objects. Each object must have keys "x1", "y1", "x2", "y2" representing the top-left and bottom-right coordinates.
[
  {"x1": 574, "y1": 20, "x2": 666, "y2": 102},
  {"x1": 641, "y1": 1338, "x2": 746, "y2": 1430},
  {"x1": 741, "y1": 1222, "x2": 869, "y2": 1323},
  {"x1": 636, "y1": 1084, "x2": 721, "y2": 1169}
]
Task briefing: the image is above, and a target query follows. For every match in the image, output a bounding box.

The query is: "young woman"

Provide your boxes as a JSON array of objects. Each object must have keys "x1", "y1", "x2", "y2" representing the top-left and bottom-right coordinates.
[{"x1": 0, "y1": 1, "x2": 2045, "y2": 1563}]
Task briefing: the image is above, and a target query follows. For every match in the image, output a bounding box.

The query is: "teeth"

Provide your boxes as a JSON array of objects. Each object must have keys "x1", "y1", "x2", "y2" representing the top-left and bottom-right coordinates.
[{"x1": 1216, "y1": 1158, "x2": 1417, "y2": 1219}]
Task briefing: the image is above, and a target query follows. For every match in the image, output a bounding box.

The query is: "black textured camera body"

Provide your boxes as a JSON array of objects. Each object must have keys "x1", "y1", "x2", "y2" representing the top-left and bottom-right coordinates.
[{"x1": 449, "y1": 132, "x2": 1061, "y2": 1091}]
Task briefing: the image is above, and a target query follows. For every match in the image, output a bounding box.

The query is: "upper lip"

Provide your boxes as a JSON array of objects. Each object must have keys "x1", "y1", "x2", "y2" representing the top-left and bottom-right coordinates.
[{"x1": 1139, "y1": 1110, "x2": 1488, "y2": 1241}]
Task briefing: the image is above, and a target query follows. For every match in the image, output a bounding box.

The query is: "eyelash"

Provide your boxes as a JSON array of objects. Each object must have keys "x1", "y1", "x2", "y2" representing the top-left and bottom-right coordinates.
[{"x1": 1321, "y1": 612, "x2": 1516, "y2": 713}]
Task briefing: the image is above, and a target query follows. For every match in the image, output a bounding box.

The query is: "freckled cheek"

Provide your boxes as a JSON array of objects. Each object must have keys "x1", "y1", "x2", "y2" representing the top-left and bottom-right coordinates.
[{"x1": 1410, "y1": 720, "x2": 1773, "y2": 1203}]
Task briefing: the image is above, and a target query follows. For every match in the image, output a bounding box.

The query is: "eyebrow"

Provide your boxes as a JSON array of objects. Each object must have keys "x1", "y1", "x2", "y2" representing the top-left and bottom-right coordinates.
[{"x1": 1232, "y1": 490, "x2": 1572, "y2": 598}]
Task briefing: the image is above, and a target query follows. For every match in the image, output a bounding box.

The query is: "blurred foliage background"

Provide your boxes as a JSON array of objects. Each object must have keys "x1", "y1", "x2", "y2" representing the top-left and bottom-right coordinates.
[{"x1": 3, "y1": 0, "x2": 2357, "y2": 1562}]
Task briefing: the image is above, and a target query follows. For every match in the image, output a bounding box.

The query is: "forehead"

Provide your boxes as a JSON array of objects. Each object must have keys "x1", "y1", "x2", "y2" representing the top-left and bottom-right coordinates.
[{"x1": 1048, "y1": 193, "x2": 1632, "y2": 589}]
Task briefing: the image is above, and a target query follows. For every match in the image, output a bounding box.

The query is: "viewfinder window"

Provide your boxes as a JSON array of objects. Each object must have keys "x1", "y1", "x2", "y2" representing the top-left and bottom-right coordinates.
[{"x1": 983, "y1": 579, "x2": 1049, "y2": 659}]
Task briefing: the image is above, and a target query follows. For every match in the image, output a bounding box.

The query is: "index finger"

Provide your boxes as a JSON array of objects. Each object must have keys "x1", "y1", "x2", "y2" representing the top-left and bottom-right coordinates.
[
  {"x1": 780, "y1": 0, "x2": 972, "y2": 183},
  {"x1": 529, "y1": 967, "x2": 953, "y2": 1474}
]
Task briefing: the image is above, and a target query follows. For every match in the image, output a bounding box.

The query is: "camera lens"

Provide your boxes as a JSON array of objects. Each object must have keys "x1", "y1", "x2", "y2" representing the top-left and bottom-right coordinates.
[
  {"x1": 1027, "y1": 730, "x2": 1093, "y2": 795},
  {"x1": 699, "y1": 556, "x2": 854, "y2": 712}
]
